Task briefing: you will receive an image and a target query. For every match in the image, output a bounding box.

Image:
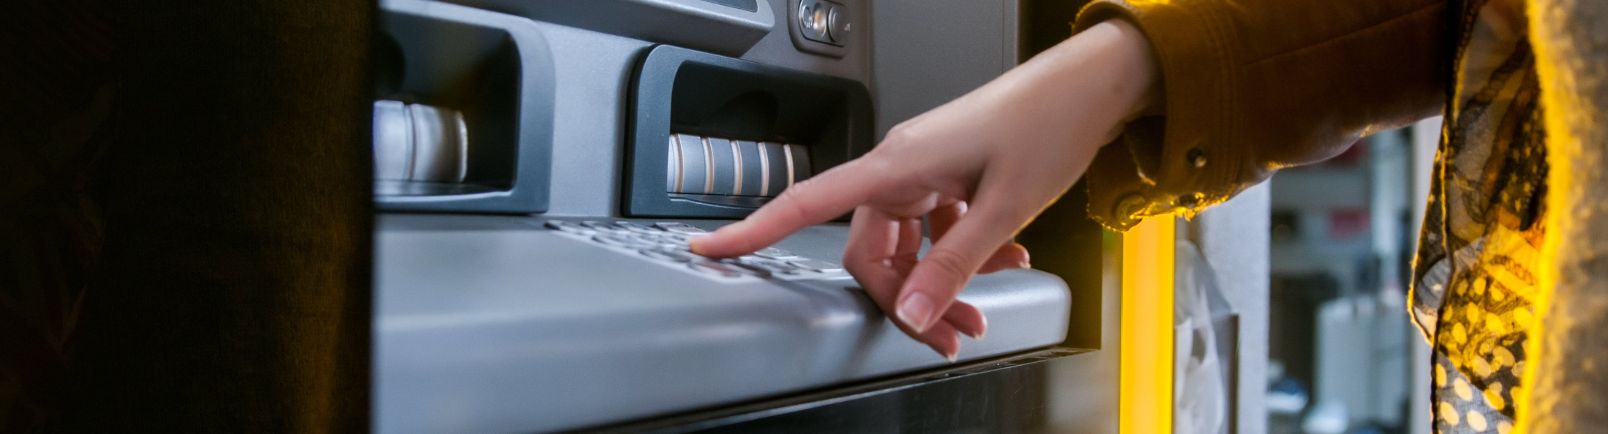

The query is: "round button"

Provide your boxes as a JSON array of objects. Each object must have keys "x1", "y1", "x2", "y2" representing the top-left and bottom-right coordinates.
[
  {"x1": 798, "y1": 2, "x2": 829, "y2": 40},
  {"x1": 812, "y1": 5, "x2": 831, "y2": 38},
  {"x1": 827, "y1": 4, "x2": 850, "y2": 42},
  {"x1": 797, "y1": 2, "x2": 814, "y2": 29}
]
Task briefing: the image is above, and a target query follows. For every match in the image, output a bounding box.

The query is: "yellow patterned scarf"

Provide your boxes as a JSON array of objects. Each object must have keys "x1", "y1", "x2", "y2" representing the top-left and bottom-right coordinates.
[{"x1": 1410, "y1": 0, "x2": 1544, "y2": 432}]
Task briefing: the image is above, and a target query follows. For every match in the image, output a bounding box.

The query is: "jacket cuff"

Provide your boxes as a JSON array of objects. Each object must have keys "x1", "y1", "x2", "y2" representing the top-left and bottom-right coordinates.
[{"x1": 1074, "y1": 0, "x2": 1249, "y2": 231}]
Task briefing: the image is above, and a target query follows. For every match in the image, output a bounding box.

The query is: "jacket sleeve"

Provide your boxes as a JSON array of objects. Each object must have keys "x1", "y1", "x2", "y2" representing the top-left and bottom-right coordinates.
[{"x1": 1075, "y1": 0, "x2": 1448, "y2": 230}]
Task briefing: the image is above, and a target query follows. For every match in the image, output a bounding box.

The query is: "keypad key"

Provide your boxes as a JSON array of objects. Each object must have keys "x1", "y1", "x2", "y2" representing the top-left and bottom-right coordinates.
[
  {"x1": 594, "y1": 233, "x2": 651, "y2": 248},
  {"x1": 735, "y1": 257, "x2": 802, "y2": 275},
  {"x1": 753, "y1": 247, "x2": 798, "y2": 260},
  {"x1": 657, "y1": 233, "x2": 693, "y2": 244},
  {"x1": 790, "y1": 258, "x2": 844, "y2": 273},
  {"x1": 689, "y1": 259, "x2": 750, "y2": 278},
  {"x1": 641, "y1": 248, "x2": 697, "y2": 263},
  {"x1": 653, "y1": 222, "x2": 708, "y2": 234},
  {"x1": 668, "y1": 246, "x2": 703, "y2": 257},
  {"x1": 640, "y1": 233, "x2": 689, "y2": 247},
  {"x1": 612, "y1": 221, "x2": 658, "y2": 234},
  {"x1": 544, "y1": 220, "x2": 594, "y2": 235},
  {"x1": 720, "y1": 259, "x2": 773, "y2": 278},
  {"x1": 567, "y1": 217, "x2": 852, "y2": 281}
]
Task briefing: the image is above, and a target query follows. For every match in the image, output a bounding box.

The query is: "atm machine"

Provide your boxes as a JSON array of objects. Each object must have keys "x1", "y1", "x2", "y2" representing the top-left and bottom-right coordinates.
[{"x1": 370, "y1": 0, "x2": 1107, "y2": 432}]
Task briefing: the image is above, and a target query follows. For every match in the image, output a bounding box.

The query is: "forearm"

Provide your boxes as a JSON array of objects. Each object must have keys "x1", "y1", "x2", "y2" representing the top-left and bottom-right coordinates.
[{"x1": 1009, "y1": 19, "x2": 1159, "y2": 145}]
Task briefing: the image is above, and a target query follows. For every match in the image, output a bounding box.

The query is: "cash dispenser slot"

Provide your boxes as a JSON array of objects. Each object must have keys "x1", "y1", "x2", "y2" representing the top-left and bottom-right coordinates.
[
  {"x1": 664, "y1": 135, "x2": 811, "y2": 198},
  {"x1": 624, "y1": 45, "x2": 873, "y2": 218},
  {"x1": 371, "y1": 2, "x2": 555, "y2": 213}
]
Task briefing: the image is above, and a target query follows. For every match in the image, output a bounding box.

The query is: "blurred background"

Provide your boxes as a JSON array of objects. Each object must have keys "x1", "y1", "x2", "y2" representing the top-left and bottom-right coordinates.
[{"x1": 1262, "y1": 119, "x2": 1441, "y2": 434}]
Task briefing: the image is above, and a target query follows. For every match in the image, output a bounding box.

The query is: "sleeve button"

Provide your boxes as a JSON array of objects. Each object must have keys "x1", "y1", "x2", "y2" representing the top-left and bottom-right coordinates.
[
  {"x1": 1177, "y1": 192, "x2": 1204, "y2": 208},
  {"x1": 1110, "y1": 193, "x2": 1147, "y2": 229},
  {"x1": 1186, "y1": 148, "x2": 1208, "y2": 168}
]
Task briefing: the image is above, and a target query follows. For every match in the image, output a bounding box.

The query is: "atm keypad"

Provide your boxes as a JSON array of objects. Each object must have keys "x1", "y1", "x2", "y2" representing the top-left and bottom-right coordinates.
[
  {"x1": 752, "y1": 247, "x2": 797, "y2": 260},
  {"x1": 652, "y1": 222, "x2": 707, "y2": 234},
  {"x1": 545, "y1": 220, "x2": 847, "y2": 282}
]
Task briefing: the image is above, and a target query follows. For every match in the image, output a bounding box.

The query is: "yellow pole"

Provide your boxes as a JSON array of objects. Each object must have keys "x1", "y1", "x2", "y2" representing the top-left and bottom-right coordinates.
[{"x1": 1120, "y1": 216, "x2": 1175, "y2": 434}]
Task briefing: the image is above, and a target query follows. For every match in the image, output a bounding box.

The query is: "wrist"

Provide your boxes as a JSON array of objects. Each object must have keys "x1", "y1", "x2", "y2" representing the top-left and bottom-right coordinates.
[
  {"x1": 1010, "y1": 19, "x2": 1158, "y2": 149},
  {"x1": 1077, "y1": 20, "x2": 1161, "y2": 121}
]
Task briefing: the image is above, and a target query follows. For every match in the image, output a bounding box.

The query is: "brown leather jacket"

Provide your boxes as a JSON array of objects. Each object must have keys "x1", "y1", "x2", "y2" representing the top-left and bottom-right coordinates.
[{"x1": 1075, "y1": 0, "x2": 1447, "y2": 230}]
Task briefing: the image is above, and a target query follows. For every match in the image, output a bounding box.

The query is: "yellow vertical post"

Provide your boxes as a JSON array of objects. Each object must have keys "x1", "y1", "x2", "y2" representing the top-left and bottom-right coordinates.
[{"x1": 1120, "y1": 216, "x2": 1175, "y2": 434}]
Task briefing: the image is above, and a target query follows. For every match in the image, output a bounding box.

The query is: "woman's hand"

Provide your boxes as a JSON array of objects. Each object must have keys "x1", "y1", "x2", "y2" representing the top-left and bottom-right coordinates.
[{"x1": 691, "y1": 20, "x2": 1158, "y2": 359}]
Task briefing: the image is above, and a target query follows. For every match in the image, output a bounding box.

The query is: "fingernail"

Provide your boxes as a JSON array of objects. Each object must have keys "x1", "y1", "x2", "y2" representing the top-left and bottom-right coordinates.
[
  {"x1": 944, "y1": 350, "x2": 958, "y2": 362},
  {"x1": 1017, "y1": 260, "x2": 1032, "y2": 269},
  {"x1": 896, "y1": 292, "x2": 937, "y2": 332},
  {"x1": 687, "y1": 236, "x2": 708, "y2": 255},
  {"x1": 973, "y1": 312, "x2": 989, "y2": 340}
]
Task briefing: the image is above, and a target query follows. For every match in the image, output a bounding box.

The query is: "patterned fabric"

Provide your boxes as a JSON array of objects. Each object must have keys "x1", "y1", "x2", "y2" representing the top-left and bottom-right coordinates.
[{"x1": 1409, "y1": 0, "x2": 1544, "y2": 432}]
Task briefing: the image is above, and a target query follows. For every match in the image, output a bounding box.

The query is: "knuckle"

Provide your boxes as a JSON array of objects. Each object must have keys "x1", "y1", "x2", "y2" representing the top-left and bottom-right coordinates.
[
  {"x1": 892, "y1": 251, "x2": 919, "y2": 270},
  {"x1": 775, "y1": 183, "x2": 816, "y2": 223},
  {"x1": 880, "y1": 123, "x2": 926, "y2": 153},
  {"x1": 844, "y1": 261, "x2": 870, "y2": 280},
  {"x1": 844, "y1": 259, "x2": 866, "y2": 274},
  {"x1": 842, "y1": 244, "x2": 868, "y2": 265},
  {"x1": 731, "y1": 237, "x2": 762, "y2": 254},
  {"x1": 839, "y1": 157, "x2": 902, "y2": 197},
  {"x1": 921, "y1": 248, "x2": 976, "y2": 282}
]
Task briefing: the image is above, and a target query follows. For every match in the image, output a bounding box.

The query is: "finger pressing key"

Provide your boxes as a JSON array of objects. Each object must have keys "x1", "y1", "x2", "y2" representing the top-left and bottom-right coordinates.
[{"x1": 691, "y1": 159, "x2": 882, "y2": 258}]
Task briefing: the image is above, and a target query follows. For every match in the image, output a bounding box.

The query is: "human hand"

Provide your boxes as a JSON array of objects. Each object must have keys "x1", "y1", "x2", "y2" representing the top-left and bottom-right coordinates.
[{"x1": 691, "y1": 20, "x2": 1158, "y2": 359}]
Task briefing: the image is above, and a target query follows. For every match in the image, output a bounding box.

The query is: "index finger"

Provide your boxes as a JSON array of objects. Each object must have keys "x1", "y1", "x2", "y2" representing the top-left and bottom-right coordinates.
[{"x1": 690, "y1": 158, "x2": 883, "y2": 257}]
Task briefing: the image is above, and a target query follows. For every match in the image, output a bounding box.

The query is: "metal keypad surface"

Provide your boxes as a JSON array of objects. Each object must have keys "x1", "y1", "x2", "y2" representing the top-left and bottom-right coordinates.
[
  {"x1": 375, "y1": 214, "x2": 1072, "y2": 434},
  {"x1": 545, "y1": 219, "x2": 849, "y2": 282}
]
